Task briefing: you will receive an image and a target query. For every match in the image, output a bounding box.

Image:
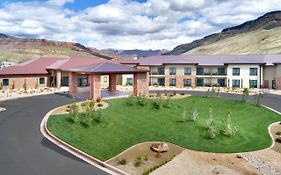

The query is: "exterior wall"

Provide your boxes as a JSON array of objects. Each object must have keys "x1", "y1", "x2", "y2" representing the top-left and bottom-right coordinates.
[
  {"x1": 164, "y1": 65, "x2": 197, "y2": 76},
  {"x1": 263, "y1": 65, "x2": 276, "y2": 89},
  {"x1": 164, "y1": 75, "x2": 196, "y2": 88},
  {"x1": 0, "y1": 75, "x2": 49, "y2": 90},
  {"x1": 90, "y1": 74, "x2": 101, "y2": 100},
  {"x1": 227, "y1": 64, "x2": 260, "y2": 88},
  {"x1": 101, "y1": 75, "x2": 109, "y2": 88},
  {"x1": 108, "y1": 74, "x2": 117, "y2": 91},
  {"x1": 133, "y1": 72, "x2": 149, "y2": 96},
  {"x1": 121, "y1": 74, "x2": 134, "y2": 85},
  {"x1": 68, "y1": 72, "x2": 78, "y2": 95},
  {"x1": 276, "y1": 64, "x2": 281, "y2": 90}
]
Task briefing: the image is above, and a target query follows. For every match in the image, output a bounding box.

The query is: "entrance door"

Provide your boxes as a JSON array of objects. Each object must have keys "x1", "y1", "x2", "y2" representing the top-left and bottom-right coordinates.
[{"x1": 272, "y1": 80, "x2": 276, "y2": 89}]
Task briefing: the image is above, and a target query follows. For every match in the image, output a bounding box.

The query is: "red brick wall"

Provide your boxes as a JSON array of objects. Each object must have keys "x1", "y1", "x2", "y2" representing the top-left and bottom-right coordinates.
[
  {"x1": 263, "y1": 80, "x2": 269, "y2": 88},
  {"x1": 0, "y1": 74, "x2": 49, "y2": 90},
  {"x1": 90, "y1": 74, "x2": 101, "y2": 100},
  {"x1": 133, "y1": 72, "x2": 149, "y2": 96},
  {"x1": 277, "y1": 76, "x2": 281, "y2": 90},
  {"x1": 165, "y1": 75, "x2": 196, "y2": 88}
]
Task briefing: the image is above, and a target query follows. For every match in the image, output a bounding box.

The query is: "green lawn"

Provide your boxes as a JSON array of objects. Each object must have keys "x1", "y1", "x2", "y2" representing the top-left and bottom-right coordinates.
[{"x1": 47, "y1": 96, "x2": 281, "y2": 161}]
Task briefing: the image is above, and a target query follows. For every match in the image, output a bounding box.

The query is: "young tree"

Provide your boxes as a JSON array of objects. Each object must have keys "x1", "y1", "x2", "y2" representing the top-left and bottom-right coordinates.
[
  {"x1": 69, "y1": 99, "x2": 79, "y2": 123},
  {"x1": 155, "y1": 93, "x2": 163, "y2": 109},
  {"x1": 192, "y1": 101, "x2": 199, "y2": 122},
  {"x1": 164, "y1": 94, "x2": 171, "y2": 108},
  {"x1": 94, "y1": 109, "x2": 103, "y2": 123},
  {"x1": 127, "y1": 94, "x2": 134, "y2": 106},
  {"x1": 242, "y1": 88, "x2": 249, "y2": 102},
  {"x1": 206, "y1": 105, "x2": 214, "y2": 128},
  {"x1": 181, "y1": 106, "x2": 187, "y2": 122},
  {"x1": 223, "y1": 111, "x2": 237, "y2": 137},
  {"x1": 256, "y1": 92, "x2": 263, "y2": 107},
  {"x1": 83, "y1": 100, "x2": 93, "y2": 127}
]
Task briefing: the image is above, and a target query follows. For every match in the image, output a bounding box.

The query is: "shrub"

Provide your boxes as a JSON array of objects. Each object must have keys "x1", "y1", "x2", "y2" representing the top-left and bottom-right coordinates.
[
  {"x1": 164, "y1": 94, "x2": 171, "y2": 108},
  {"x1": 137, "y1": 93, "x2": 148, "y2": 106},
  {"x1": 94, "y1": 109, "x2": 103, "y2": 123},
  {"x1": 127, "y1": 94, "x2": 134, "y2": 106},
  {"x1": 206, "y1": 105, "x2": 214, "y2": 128},
  {"x1": 256, "y1": 92, "x2": 263, "y2": 107},
  {"x1": 208, "y1": 125, "x2": 217, "y2": 139},
  {"x1": 96, "y1": 97, "x2": 102, "y2": 103},
  {"x1": 69, "y1": 100, "x2": 79, "y2": 123},
  {"x1": 89, "y1": 100, "x2": 95, "y2": 108},
  {"x1": 211, "y1": 87, "x2": 216, "y2": 96},
  {"x1": 83, "y1": 100, "x2": 93, "y2": 127},
  {"x1": 242, "y1": 88, "x2": 249, "y2": 102},
  {"x1": 205, "y1": 89, "x2": 210, "y2": 98},
  {"x1": 117, "y1": 159, "x2": 127, "y2": 165},
  {"x1": 192, "y1": 101, "x2": 199, "y2": 122},
  {"x1": 134, "y1": 156, "x2": 143, "y2": 167},
  {"x1": 154, "y1": 93, "x2": 163, "y2": 109},
  {"x1": 222, "y1": 111, "x2": 237, "y2": 137},
  {"x1": 143, "y1": 154, "x2": 148, "y2": 161}
]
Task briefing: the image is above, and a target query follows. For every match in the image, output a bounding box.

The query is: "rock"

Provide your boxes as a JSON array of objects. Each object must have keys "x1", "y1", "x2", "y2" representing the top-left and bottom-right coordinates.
[
  {"x1": 151, "y1": 143, "x2": 169, "y2": 153},
  {"x1": 276, "y1": 137, "x2": 281, "y2": 143}
]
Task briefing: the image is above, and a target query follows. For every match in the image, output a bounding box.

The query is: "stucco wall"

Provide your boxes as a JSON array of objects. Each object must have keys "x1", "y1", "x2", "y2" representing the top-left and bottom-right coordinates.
[{"x1": 263, "y1": 65, "x2": 276, "y2": 89}]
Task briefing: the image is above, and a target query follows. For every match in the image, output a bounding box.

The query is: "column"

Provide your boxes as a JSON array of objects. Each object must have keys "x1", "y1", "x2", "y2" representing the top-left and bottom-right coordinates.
[
  {"x1": 69, "y1": 72, "x2": 78, "y2": 96},
  {"x1": 133, "y1": 72, "x2": 149, "y2": 96},
  {"x1": 56, "y1": 70, "x2": 61, "y2": 89},
  {"x1": 108, "y1": 74, "x2": 117, "y2": 91},
  {"x1": 90, "y1": 74, "x2": 101, "y2": 100}
]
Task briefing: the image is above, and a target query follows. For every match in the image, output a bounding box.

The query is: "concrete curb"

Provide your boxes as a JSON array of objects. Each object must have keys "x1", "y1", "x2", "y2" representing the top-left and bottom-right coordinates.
[{"x1": 40, "y1": 105, "x2": 129, "y2": 175}]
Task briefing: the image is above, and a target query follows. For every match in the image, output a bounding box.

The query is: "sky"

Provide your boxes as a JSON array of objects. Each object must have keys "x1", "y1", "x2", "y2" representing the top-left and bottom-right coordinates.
[{"x1": 0, "y1": 0, "x2": 281, "y2": 50}]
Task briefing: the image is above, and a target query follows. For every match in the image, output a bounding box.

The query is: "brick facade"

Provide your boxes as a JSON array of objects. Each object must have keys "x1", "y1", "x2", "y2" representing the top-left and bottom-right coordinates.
[
  {"x1": 89, "y1": 74, "x2": 101, "y2": 100},
  {"x1": 133, "y1": 72, "x2": 149, "y2": 96},
  {"x1": 56, "y1": 70, "x2": 61, "y2": 88},
  {"x1": 108, "y1": 74, "x2": 117, "y2": 91},
  {"x1": 68, "y1": 72, "x2": 78, "y2": 95},
  {"x1": 0, "y1": 75, "x2": 49, "y2": 90},
  {"x1": 277, "y1": 76, "x2": 281, "y2": 90}
]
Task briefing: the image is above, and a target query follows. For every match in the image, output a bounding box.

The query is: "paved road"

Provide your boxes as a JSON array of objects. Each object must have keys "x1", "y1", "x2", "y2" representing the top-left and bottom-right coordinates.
[
  {"x1": 0, "y1": 94, "x2": 108, "y2": 175},
  {"x1": 0, "y1": 92, "x2": 280, "y2": 175}
]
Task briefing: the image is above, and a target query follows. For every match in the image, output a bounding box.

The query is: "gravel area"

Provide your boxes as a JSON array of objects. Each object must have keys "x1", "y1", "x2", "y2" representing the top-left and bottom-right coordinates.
[{"x1": 241, "y1": 152, "x2": 281, "y2": 175}]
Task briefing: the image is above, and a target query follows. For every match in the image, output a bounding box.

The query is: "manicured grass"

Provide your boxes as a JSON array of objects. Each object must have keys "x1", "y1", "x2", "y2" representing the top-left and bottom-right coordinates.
[{"x1": 47, "y1": 96, "x2": 281, "y2": 161}]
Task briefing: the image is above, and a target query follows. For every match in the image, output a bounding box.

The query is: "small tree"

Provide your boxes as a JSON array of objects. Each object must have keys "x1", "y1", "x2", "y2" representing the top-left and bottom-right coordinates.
[
  {"x1": 155, "y1": 93, "x2": 163, "y2": 109},
  {"x1": 94, "y1": 109, "x2": 103, "y2": 123},
  {"x1": 192, "y1": 101, "x2": 199, "y2": 122},
  {"x1": 181, "y1": 106, "x2": 187, "y2": 122},
  {"x1": 164, "y1": 94, "x2": 171, "y2": 108},
  {"x1": 208, "y1": 125, "x2": 217, "y2": 139},
  {"x1": 127, "y1": 94, "x2": 134, "y2": 106},
  {"x1": 206, "y1": 105, "x2": 214, "y2": 128},
  {"x1": 83, "y1": 100, "x2": 93, "y2": 127},
  {"x1": 69, "y1": 99, "x2": 79, "y2": 123},
  {"x1": 137, "y1": 93, "x2": 148, "y2": 106},
  {"x1": 242, "y1": 88, "x2": 249, "y2": 102},
  {"x1": 256, "y1": 92, "x2": 263, "y2": 107},
  {"x1": 222, "y1": 111, "x2": 237, "y2": 137}
]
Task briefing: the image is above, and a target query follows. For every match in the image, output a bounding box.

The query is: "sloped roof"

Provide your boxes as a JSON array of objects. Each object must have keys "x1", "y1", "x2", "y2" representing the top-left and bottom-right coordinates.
[
  {"x1": 65, "y1": 61, "x2": 147, "y2": 74},
  {"x1": 0, "y1": 56, "x2": 68, "y2": 75}
]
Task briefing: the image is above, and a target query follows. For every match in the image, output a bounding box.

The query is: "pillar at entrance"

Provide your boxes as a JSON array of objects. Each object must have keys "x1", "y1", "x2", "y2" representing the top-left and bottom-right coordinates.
[
  {"x1": 90, "y1": 74, "x2": 101, "y2": 100},
  {"x1": 69, "y1": 72, "x2": 78, "y2": 95},
  {"x1": 133, "y1": 72, "x2": 149, "y2": 96},
  {"x1": 56, "y1": 70, "x2": 61, "y2": 89},
  {"x1": 109, "y1": 74, "x2": 117, "y2": 91}
]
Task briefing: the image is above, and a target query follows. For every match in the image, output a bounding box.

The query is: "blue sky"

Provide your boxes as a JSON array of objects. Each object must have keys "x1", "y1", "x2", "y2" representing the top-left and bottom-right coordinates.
[{"x1": 0, "y1": 0, "x2": 280, "y2": 50}]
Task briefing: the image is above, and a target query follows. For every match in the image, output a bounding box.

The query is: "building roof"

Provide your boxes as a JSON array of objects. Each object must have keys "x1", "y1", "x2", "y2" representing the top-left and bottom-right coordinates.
[
  {"x1": 120, "y1": 54, "x2": 281, "y2": 66},
  {"x1": 65, "y1": 61, "x2": 148, "y2": 74},
  {"x1": 0, "y1": 56, "x2": 68, "y2": 75}
]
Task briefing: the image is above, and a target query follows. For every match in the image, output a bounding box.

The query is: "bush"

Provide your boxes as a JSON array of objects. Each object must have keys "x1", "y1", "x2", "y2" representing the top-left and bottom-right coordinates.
[
  {"x1": 127, "y1": 94, "x2": 134, "y2": 106},
  {"x1": 69, "y1": 100, "x2": 79, "y2": 123},
  {"x1": 164, "y1": 94, "x2": 171, "y2": 108},
  {"x1": 83, "y1": 100, "x2": 93, "y2": 127},
  {"x1": 134, "y1": 156, "x2": 143, "y2": 167},
  {"x1": 154, "y1": 93, "x2": 163, "y2": 109},
  {"x1": 96, "y1": 97, "x2": 102, "y2": 103},
  {"x1": 242, "y1": 88, "x2": 249, "y2": 102},
  {"x1": 94, "y1": 109, "x2": 103, "y2": 123},
  {"x1": 206, "y1": 105, "x2": 214, "y2": 128},
  {"x1": 97, "y1": 103, "x2": 103, "y2": 107},
  {"x1": 192, "y1": 101, "x2": 199, "y2": 122},
  {"x1": 222, "y1": 111, "x2": 237, "y2": 137},
  {"x1": 137, "y1": 94, "x2": 148, "y2": 106},
  {"x1": 117, "y1": 159, "x2": 127, "y2": 165},
  {"x1": 208, "y1": 125, "x2": 217, "y2": 139}
]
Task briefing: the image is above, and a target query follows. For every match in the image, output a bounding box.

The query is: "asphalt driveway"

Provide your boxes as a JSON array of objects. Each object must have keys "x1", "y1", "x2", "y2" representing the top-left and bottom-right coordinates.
[{"x1": 0, "y1": 94, "x2": 108, "y2": 175}]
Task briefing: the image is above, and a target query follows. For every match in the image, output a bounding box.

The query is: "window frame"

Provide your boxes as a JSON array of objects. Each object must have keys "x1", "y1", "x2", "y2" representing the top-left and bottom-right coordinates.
[
  {"x1": 249, "y1": 68, "x2": 258, "y2": 76},
  {"x1": 39, "y1": 77, "x2": 45, "y2": 85},
  {"x1": 232, "y1": 79, "x2": 240, "y2": 88},
  {"x1": 169, "y1": 78, "x2": 176, "y2": 86},
  {"x1": 169, "y1": 67, "x2": 176, "y2": 75},
  {"x1": 183, "y1": 79, "x2": 191, "y2": 87},
  {"x1": 2, "y1": 79, "x2": 9, "y2": 86},
  {"x1": 184, "y1": 67, "x2": 192, "y2": 75},
  {"x1": 232, "y1": 68, "x2": 240, "y2": 76},
  {"x1": 249, "y1": 80, "x2": 258, "y2": 88}
]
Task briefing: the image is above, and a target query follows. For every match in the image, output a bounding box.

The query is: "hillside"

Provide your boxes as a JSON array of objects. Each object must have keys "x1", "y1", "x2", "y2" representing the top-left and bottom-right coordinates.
[
  {"x1": 0, "y1": 35, "x2": 114, "y2": 63},
  {"x1": 169, "y1": 11, "x2": 281, "y2": 55},
  {"x1": 103, "y1": 49, "x2": 169, "y2": 58}
]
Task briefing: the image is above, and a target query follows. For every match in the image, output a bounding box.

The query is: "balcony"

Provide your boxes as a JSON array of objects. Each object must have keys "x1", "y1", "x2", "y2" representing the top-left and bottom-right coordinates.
[
  {"x1": 151, "y1": 71, "x2": 165, "y2": 75},
  {"x1": 196, "y1": 72, "x2": 226, "y2": 76}
]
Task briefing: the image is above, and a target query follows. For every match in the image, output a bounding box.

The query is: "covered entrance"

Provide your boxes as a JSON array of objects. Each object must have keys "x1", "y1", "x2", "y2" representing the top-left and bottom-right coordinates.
[{"x1": 63, "y1": 61, "x2": 149, "y2": 100}]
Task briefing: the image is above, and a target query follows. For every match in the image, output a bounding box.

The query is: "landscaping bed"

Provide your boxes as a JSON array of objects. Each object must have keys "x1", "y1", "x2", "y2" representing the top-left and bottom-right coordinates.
[{"x1": 47, "y1": 96, "x2": 281, "y2": 162}]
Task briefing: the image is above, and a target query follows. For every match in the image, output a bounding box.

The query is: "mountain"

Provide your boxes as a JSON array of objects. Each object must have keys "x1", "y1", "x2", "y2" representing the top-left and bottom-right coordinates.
[
  {"x1": 168, "y1": 11, "x2": 281, "y2": 55},
  {"x1": 0, "y1": 34, "x2": 114, "y2": 63},
  {"x1": 104, "y1": 49, "x2": 169, "y2": 58}
]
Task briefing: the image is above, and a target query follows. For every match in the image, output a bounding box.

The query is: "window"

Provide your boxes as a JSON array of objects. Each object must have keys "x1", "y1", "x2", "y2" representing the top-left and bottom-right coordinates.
[
  {"x1": 249, "y1": 80, "x2": 258, "y2": 88},
  {"x1": 197, "y1": 78, "x2": 204, "y2": 86},
  {"x1": 39, "y1": 77, "x2": 45, "y2": 85},
  {"x1": 218, "y1": 67, "x2": 226, "y2": 75},
  {"x1": 196, "y1": 67, "x2": 204, "y2": 75},
  {"x1": 126, "y1": 78, "x2": 133, "y2": 85},
  {"x1": 2, "y1": 79, "x2": 9, "y2": 86},
  {"x1": 184, "y1": 67, "x2": 192, "y2": 75},
  {"x1": 158, "y1": 67, "x2": 165, "y2": 75},
  {"x1": 61, "y1": 76, "x2": 69, "y2": 86},
  {"x1": 157, "y1": 78, "x2": 165, "y2": 86},
  {"x1": 169, "y1": 78, "x2": 176, "y2": 86},
  {"x1": 169, "y1": 67, "x2": 176, "y2": 75},
  {"x1": 218, "y1": 79, "x2": 226, "y2": 87},
  {"x1": 103, "y1": 76, "x2": 108, "y2": 83},
  {"x1": 250, "y1": 68, "x2": 258, "y2": 76},
  {"x1": 184, "y1": 79, "x2": 191, "y2": 87},
  {"x1": 78, "y1": 77, "x2": 88, "y2": 87},
  {"x1": 232, "y1": 79, "x2": 240, "y2": 88},
  {"x1": 232, "y1": 68, "x2": 240, "y2": 76}
]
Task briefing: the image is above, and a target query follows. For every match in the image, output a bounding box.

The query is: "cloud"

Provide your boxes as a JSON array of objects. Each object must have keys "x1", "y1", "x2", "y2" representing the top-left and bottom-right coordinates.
[{"x1": 0, "y1": 0, "x2": 280, "y2": 50}]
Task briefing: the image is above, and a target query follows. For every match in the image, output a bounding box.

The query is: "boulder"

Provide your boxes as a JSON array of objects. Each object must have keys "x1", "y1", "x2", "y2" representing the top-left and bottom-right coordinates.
[{"x1": 151, "y1": 143, "x2": 169, "y2": 153}]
